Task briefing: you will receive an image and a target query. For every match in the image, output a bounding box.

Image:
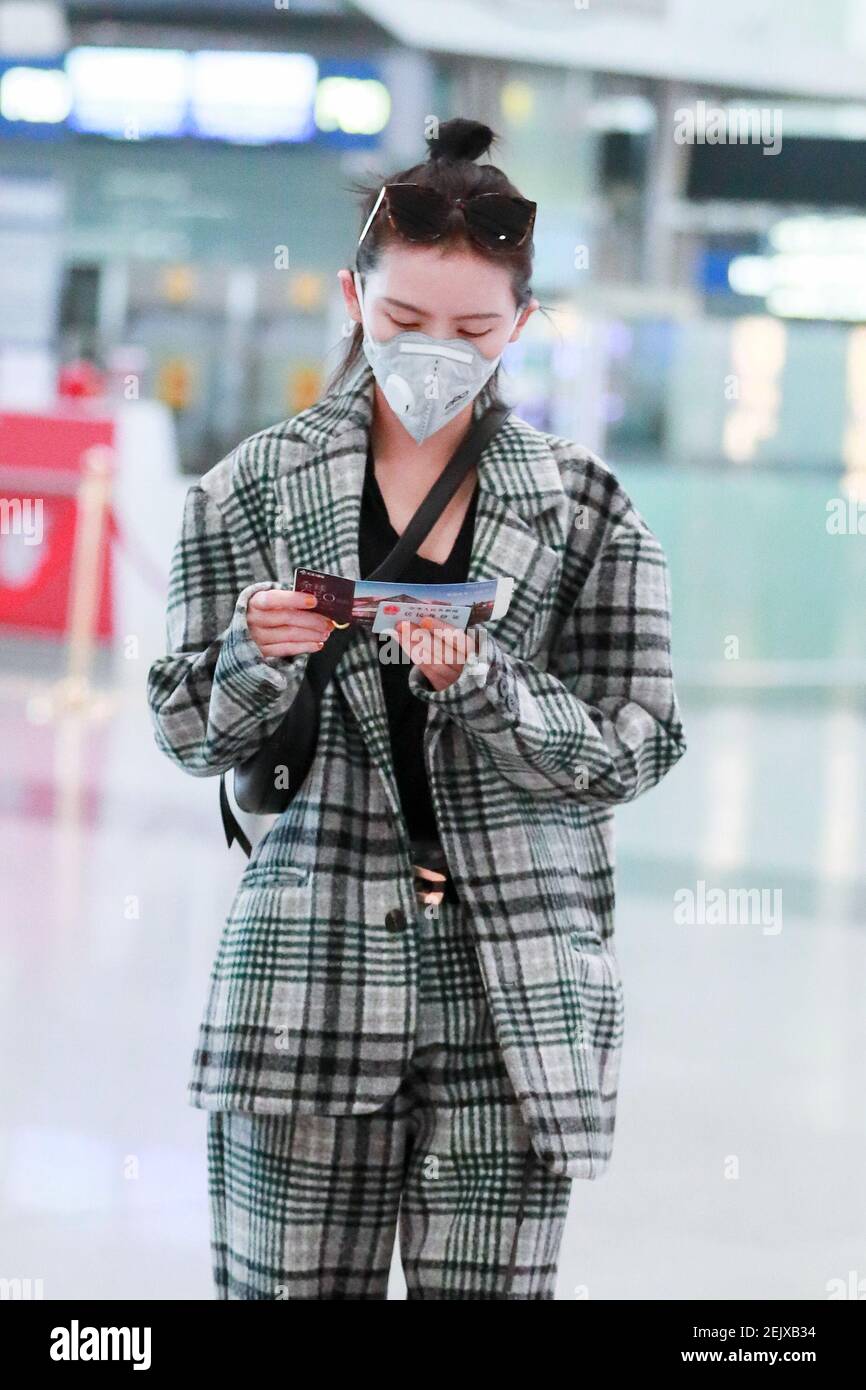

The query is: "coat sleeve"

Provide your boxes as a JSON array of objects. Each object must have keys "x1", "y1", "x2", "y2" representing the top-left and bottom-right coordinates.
[
  {"x1": 408, "y1": 513, "x2": 686, "y2": 805},
  {"x1": 146, "y1": 479, "x2": 309, "y2": 777}
]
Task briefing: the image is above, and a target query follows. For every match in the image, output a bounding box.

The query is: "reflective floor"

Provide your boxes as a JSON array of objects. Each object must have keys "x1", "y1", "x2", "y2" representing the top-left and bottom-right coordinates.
[{"x1": 2, "y1": 464, "x2": 864, "y2": 1300}]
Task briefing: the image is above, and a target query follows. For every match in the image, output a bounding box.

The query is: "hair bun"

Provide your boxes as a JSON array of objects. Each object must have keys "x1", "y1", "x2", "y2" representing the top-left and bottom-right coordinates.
[{"x1": 426, "y1": 117, "x2": 496, "y2": 163}]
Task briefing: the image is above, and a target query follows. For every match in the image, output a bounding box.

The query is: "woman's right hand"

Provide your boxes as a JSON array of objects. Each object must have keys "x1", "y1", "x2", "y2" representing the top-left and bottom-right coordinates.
[{"x1": 247, "y1": 589, "x2": 334, "y2": 658}]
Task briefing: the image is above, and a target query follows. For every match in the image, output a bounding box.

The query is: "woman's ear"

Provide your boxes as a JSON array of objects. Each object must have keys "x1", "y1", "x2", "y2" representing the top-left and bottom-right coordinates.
[
  {"x1": 337, "y1": 268, "x2": 361, "y2": 324},
  {"x1": 510, "y1": 296, "x2": 539, "y2": 341}
]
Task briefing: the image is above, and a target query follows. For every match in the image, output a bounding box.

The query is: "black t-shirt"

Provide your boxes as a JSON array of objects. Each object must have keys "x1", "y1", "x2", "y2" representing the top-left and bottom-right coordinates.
[{"x1": 357, "y1": 445, "x2": 479, "y2": 842}]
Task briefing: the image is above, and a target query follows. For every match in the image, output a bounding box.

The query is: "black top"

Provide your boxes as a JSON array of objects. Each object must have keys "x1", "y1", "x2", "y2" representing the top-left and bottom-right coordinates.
[{"x1": 358, "y1": 446, "x2": 479, "y2": 842}]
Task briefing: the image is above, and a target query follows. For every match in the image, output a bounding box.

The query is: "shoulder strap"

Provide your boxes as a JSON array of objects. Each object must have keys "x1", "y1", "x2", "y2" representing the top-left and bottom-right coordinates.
[
  {"x1": 369, "y1": 401, "x2": 511, "y2": 582},
  {"x1": 220, "y1": 772, "x2": 253, "y2": 857}
]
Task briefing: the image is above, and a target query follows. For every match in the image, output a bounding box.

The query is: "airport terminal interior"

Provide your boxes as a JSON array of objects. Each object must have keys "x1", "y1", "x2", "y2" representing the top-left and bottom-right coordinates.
[{"x1": 1, "y1": 0, "x2": 864, "y2": 1299}]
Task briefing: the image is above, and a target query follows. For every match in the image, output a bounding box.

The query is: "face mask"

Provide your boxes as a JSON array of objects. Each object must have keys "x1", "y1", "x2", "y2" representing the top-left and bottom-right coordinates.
[{"x1": 353, "y1": 271, "x2": 519, "y2": 445}]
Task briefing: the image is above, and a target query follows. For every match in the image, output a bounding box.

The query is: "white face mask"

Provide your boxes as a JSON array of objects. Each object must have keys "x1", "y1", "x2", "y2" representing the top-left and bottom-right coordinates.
[{"x1": 353, "y1": 271, "x2": 519, "y2": 445}]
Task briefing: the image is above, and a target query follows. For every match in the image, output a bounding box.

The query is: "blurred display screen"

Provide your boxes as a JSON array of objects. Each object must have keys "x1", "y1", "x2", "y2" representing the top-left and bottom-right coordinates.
[
  {"x1": 0, "y1": 47, "x2": 386, "y2": 146},
  {"x1": 189, "y1": 52, "x2": 317, "y2": 144},
  {"x1": 315, "y1": 60, "x2": 391, "y2": 144},
  {"x1": 687, "y1": 137, "x2": 866, "y2": 207},
  {"x1": 728, "y1": 215, "x2": 866, "y2": 321},
  {"x1": 66, "y1": 47, "x2": 189, "y2": 139},
  {"x1": 0, "y1": 60, "x2": 69, "y2": 138}
]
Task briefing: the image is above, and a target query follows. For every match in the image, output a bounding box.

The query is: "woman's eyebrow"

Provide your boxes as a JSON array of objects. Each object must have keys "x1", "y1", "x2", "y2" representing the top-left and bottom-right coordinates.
[
  {"x1": 382, "y1": 296, "x2": 426, "y2": 313},
  {"x1": 381, "y1": 296, "x2": 501, "y2": 321}
]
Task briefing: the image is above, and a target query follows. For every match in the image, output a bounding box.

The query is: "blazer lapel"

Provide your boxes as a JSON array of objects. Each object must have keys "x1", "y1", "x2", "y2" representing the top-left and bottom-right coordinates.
[
  {"x1": 272, "y1": 364, "x2": 569, "y2": 822},
  {"x1": 273, "y1": 365, "x2": 403, "y2": 818},
  {"x1": 468, "y1": 408, "x2": 567, "y2": 660}
]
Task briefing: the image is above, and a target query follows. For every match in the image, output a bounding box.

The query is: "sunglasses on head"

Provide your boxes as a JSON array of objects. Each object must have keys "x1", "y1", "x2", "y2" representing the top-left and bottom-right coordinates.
[{"x1": 357, "y1": 183, "x2": 537, "y2": 253}]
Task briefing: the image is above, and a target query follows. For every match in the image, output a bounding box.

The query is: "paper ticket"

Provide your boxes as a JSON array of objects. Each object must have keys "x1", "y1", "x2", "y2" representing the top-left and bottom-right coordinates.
[{"x1": 292, "y1": 569, "x2": 514, "y2": 633}]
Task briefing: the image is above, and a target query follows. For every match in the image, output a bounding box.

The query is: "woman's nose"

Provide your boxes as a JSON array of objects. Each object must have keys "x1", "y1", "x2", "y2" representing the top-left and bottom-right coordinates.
[{"x1": 421, "y1": 319, "x2": 456, "y2": 339}]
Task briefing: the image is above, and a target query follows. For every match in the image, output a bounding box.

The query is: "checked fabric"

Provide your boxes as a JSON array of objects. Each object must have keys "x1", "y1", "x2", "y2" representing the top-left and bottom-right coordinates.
[{"x1": 147, "y1": 362, "x2": 687, "y2": 1181}]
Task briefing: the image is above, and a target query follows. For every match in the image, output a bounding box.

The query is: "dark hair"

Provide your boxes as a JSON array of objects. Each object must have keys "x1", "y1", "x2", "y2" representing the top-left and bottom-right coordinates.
[{"x1": 325, "y1": 117, "x2": 534, "y2": 399}]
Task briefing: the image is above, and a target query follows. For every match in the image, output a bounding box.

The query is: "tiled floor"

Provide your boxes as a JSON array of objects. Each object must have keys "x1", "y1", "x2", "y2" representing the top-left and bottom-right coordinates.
[{"x1": 2, "y1": 462, "x2": 864, "y2": 1300}]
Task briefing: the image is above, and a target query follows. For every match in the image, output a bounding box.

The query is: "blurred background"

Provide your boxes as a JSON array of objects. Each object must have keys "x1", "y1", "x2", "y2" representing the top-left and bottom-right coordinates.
[{"x1": 1, "y1": 0, "x2": 864, "y2": 1301}]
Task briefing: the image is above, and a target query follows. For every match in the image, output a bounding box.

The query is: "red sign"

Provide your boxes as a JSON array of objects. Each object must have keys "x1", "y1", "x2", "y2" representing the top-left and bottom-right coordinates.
[{"x1": 0, "y1": 411, "x2": 115, "y2": 639}]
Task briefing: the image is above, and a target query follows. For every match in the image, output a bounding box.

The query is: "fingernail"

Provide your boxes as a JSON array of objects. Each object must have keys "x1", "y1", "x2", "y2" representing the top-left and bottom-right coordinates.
[{"x1": 304, "y1": 594, "x2": 317, "y2": 607}]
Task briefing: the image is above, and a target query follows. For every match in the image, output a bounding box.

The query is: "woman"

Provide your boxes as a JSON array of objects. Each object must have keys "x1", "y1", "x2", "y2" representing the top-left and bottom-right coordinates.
[{"x1": 147, "y1": 118, "x2": 686, "y2": 1300}]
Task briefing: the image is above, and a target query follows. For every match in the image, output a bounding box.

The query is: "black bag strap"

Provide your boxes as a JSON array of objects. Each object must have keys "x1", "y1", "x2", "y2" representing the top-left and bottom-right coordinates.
[
  {"x1": 220, "y1": 401, "x2": 512, "y2": 852},
  {"x1": 367, "y1": 401, "x2": 512, "y2": 582},
  {"x1": 220, "y1": 773, "x2": 253, "y2": 857}
]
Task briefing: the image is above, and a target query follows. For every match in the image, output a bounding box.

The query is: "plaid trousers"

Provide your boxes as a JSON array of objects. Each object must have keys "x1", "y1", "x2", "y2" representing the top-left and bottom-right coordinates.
[{"x1": 206, "y1": 898, "x2": 573, "y2": 1300}]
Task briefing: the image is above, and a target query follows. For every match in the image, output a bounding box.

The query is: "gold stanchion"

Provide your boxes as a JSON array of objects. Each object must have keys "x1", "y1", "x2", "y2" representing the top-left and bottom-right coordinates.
[
  {"x1": 57, "y1": 443, "x2": 115, "y2": 715},
  {"x1": 25, "y1": 444, "x2": 118, "y2": 725}
]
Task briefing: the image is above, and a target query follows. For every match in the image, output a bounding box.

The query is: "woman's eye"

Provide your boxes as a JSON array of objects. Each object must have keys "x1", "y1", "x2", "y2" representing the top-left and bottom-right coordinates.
[{"x1": 387, "y1": 314, "x2": 490, "y2": 338}]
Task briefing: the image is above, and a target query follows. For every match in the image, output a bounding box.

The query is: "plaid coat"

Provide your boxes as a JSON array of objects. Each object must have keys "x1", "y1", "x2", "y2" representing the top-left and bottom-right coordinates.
[{"x1": 147, "y1": 362, "x2": 686, "y2": 1180}]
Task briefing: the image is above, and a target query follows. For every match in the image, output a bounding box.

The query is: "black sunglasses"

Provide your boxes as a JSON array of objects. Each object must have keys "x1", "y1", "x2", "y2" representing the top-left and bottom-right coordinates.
[{"x1": 358, "y1": 183, "x2": 537, "y2": 253}]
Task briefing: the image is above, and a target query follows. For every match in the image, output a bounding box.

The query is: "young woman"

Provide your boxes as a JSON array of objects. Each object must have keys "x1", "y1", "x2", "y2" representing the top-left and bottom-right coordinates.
[{"x1": 147, "y1": 118, "x2": 686, "y2": 1300}]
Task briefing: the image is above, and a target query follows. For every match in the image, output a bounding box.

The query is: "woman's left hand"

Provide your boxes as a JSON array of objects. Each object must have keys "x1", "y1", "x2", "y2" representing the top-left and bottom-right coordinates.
[{"x1": 395, "y1": 616, "x2": 478, "y2": 692}]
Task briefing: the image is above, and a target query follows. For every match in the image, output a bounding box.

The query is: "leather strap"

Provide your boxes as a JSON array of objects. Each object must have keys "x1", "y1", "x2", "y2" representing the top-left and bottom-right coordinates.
[{"x1": 220, "y1": 771, "x2": 253, "y2": 857}]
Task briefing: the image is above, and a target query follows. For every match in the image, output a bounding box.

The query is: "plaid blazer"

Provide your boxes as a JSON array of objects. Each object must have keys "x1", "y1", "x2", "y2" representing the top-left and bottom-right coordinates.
[{"x1": 147, "y1": 362, "x2": 686, "y2": 1180}]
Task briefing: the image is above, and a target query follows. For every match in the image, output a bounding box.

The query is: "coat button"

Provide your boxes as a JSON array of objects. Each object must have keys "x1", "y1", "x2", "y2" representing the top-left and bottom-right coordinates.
[{"x1": 385, "y1": 908, "x2": 408, "y2": 933}]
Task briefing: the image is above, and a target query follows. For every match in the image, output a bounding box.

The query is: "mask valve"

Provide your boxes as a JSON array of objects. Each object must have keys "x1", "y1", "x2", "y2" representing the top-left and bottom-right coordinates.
[{"x1": 383, "y1": 373, "x2": 415, "y2": 417}]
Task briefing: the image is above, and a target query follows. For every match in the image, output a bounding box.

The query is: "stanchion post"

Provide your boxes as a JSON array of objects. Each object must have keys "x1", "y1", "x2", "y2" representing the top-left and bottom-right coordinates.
[{"x1": 59, "y1": 443, "x2": 114, "y2": 711}]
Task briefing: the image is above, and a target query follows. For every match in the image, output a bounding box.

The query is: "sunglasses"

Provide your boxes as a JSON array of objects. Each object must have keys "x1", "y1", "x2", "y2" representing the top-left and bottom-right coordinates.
[{"x1": 357, "y1": 183, "x2": 537, "y2": 253}]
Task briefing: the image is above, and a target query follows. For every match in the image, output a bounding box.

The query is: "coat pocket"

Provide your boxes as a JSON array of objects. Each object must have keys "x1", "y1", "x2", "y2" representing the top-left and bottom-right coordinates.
[
  {"x1": 215, "y1": 874, "x2": 315, "y2": 991},
  {"x1": 238, "y1": 861, "x2": 311, "y2": 892},
  {"x1": 219, "y1": 868, "x2": 313, "y2": 950}
]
